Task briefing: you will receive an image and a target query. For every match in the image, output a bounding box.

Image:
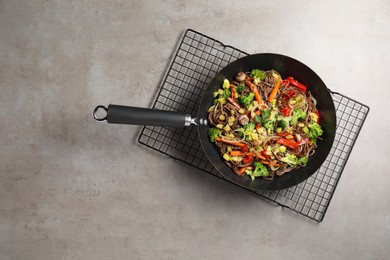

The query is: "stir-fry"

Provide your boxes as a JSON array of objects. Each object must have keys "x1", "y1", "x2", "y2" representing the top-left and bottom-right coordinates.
[{"x1": 207, "y1": 69, "x2": 323, "y2": 180}]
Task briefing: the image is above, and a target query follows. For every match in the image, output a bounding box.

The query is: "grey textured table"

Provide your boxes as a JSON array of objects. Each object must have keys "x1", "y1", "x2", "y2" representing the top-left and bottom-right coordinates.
[{"x1": 0, "y1": 1, "x2": 387, "y2": 259}]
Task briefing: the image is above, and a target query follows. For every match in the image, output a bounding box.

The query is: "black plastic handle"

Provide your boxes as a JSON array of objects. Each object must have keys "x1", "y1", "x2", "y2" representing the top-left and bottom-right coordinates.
[{"x1": 93, "y1": 105, "x2": 193, "y2": 127}]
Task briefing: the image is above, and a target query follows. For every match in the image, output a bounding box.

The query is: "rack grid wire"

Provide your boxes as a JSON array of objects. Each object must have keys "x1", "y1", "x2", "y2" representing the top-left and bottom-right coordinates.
[{"x1": 138, "y1": 29, "x2": 369, "y2": 222}]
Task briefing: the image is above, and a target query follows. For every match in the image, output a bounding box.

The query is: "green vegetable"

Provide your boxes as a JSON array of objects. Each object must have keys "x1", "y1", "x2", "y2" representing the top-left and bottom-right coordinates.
[
  {"x1": 281, "y1": 154, "x2": 298, "y2": 167},
  {"x1": 279, "y1": 145, "x2": 287, "y2": 153},
  {"x1": 263, "y1": 119, "x2": 274, "y2": 131},
  {"x1": 246, "y1": 162, "x2": 269, "y2": 180},
  {"x1": 221, "y1": 88, "x2": 231, "y2": 98},
  {"x1": 290, "y1": 108, "x2": 306, "y2": 126},
  {"x1": 237, "y1": 83, "x2": 246, "y2": 93},
  {"x1": 217, "y1": 97, "x2": 227, "y2": 104},
  {"x1": 280, "y1": 154, "x2": 308, "y2": 167},
  {"x1": 243, "y1": 122, "x2": 256, "y2": 141},
  {"x1": 261, "y1": 109, "x2": 271, "y2": 121},
  {"x1": 270, "y1": 110, "x2": 278, "y2": 121},
  {"x1": 294, "y1": 95, "x2": 304, "y2": 106},
  {"x1": 277, "y1": 119, "x2": 287, "y2": 130},
  {"x1": 308, "y1": 122, "x2": 323, "y2": 142},
  {"x1": 250, "y1": 69, "x2": 266, "y2": 84},
  {"x1": 238, "y1": 92, "x2": 255, "y2": 109},
  {"x1": 235, "y1": 127, "x2": 244, "y2": 138},
  {"x1": 254, "y1": 115, "x2": 262, "y2": 123},
  {"x1": 223, "y1": 153, "x2": 242, "y2": 162},
  {"x1": 222, "y1": 79, "x2": 230, "y2": 89},
  {"x1": 298, "y1": 156, "x2": 308, "y2": 166},
  {"x1": 272, "y1": 99, "x2": 277, "y2": 109},
  {"x1": 208, "y1": 128, "x2": 221, "y2": 142},
  {"x1": 261, "y1": 110, "x2": 278, "y2": 132},
  {"x1": 223, "y1": 153, "x2": 230, "y2": 161}
]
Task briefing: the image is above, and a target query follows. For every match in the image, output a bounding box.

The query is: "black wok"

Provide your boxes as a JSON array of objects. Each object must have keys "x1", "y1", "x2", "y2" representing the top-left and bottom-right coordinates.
[{"x1": 93, "y1": 53, "x2": 336, "y2": 191}]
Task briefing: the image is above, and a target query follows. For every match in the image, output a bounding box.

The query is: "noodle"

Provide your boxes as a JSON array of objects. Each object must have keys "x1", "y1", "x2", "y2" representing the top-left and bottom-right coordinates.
[{"x1": 207, "y1": 69, "x2": 324, "y2": 180}]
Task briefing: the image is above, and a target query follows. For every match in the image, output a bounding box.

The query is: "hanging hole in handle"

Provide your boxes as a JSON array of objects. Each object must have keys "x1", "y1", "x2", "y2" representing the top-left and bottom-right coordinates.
[{"x1": 93, "y1": 105, "x2": 108, "y2": 121}]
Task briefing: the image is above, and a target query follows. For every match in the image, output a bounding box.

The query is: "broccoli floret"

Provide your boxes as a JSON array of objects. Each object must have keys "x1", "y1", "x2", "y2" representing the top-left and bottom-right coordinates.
[
  {"x1": 208, "y1": 127, "x2": 221, "y2": 142},
  {"x1": 263, "y1": 119, "x2": 274, "y2": 132},
  {"x1": 243, "y1": 122, "x2": 256, "y2": 141},
  {"x1": 269, "y1": 110, "x2": 278, "y2": 121},
  {"x1": 281, "y1": 154, "x2": 308, "y2": 167},
  {"x1": 250, "y1": 69, "x2": 266, "y2": 84},
  {"x1": 246, "y1": 162, "x2": 269, "y2": 180},
  {"x1": 308, "y1": 122, "x2": 323, "y2": 142},
  {"x1": 222, "y1": 88, "x2": 231, "y2": 98},
  {"x1": 253, "y1": 162, "x2": 269, "y2": 177},
  {"x1": 262, "y1": 110, "x2": 278, "y2": 132},
  {"x1": 298, "y1": 156, "x2": 308, "y2": 166},
  {"x1": 277, "y1": 119, "x2": 288, "y2": 130},
  {"x1": 237, "y1": 83, "x2": 246, "y2": 93},
  {"x1": 281, "y1": 154, "x2": 298, "y2": 167},
  {"x1": 235, "y1": 127, "x2": 245, "y2": 138},
  {"x1": 244, "y1": 122, "x2": 256, "y2": 131},
  {"x1": 290, "y1": 108, "x2": 306, "y2": 126},
  {"x1": 238, "y1": 92, "x2": 255, "y2": 109}
]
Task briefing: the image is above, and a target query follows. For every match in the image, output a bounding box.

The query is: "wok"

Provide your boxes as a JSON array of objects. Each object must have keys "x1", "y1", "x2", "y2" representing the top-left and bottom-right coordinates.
[{"x1": 93, "y1": 53, "x2": 336, "y2": 191}]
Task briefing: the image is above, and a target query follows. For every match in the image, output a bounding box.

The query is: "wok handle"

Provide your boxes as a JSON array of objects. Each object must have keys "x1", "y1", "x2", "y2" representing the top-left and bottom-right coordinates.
[{"x1": 93, "y1": 105, "x2": 196, "y2": 127}]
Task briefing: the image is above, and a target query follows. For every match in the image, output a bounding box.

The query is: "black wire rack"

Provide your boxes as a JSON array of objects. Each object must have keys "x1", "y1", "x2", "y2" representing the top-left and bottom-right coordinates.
[{"x1": 138, "y1": 29, "x2": 370, "y2": 222}]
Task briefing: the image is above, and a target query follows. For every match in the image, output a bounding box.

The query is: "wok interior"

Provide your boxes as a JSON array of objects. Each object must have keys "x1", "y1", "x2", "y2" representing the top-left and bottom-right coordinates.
[{"x1": 198, "y1": 53, "x2": 336, "y2": 191}]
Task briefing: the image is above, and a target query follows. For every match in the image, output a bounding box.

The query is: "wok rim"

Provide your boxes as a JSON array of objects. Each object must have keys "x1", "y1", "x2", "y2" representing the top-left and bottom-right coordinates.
[{"x1": 197, "y1": 53, "x2": 337, "y2": 191}]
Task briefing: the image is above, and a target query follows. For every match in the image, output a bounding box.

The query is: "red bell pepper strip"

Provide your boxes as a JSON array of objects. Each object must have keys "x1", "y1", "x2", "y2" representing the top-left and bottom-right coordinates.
[
  {"x1": 276, "y1": 138, "x2": 299, "y2": 149},
  {"x1": 276, "y1": 138, "x2": 308, "y2": 149},
  {"x1": 277, "y1": 131, "x2": 290, "y2": 137},
  {"x1": 280, "y1": 107, "x2": 291, "y2": 116},
  {"x1": 241, "y1": 143, "x2": 249, "y2": 152},
  {"x1": 242, "y1": 154, "x2": 253, "y2": 164},
  {"x1": 260, "y1": 150, "x2": 270, "y2": 159},
  {"x1": 283, "y1": 77, "x2": 307, "y2": 92},
  {"x1": 287, "y1": 90, "x2": 295, "y2": 98}
]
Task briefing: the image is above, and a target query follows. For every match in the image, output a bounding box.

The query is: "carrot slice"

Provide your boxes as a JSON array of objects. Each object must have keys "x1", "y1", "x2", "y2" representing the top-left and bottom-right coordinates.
[
  {"x1": 270, "y1": 161, "x2": 280, "y2": 167},
  {"x1": 253, "y1": 153, "x2": 267, "y2": 160},
  {"x1": 238, "y1": 167, "x2": 247, "y2": 175},
  {"x1": 230, "y1": 151, "x2": 246, "y2": 156},
  {"x1": 267, "y1": 76, "x2": 281, "y2": 102},
  {"x1": 244, "y1": 79, "x2": 263, "y2": 105}
]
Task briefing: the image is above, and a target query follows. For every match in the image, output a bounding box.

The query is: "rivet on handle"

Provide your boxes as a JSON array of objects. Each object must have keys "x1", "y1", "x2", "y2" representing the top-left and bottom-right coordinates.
[{"x1": 93, "y1": 105, "x2": 108, "y2": 121}]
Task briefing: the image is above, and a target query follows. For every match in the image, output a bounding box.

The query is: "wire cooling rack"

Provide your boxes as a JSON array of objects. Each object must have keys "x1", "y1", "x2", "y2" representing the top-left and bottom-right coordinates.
[{"x1": 138, "y1": 29, "x2": 369, "y2": 222}]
